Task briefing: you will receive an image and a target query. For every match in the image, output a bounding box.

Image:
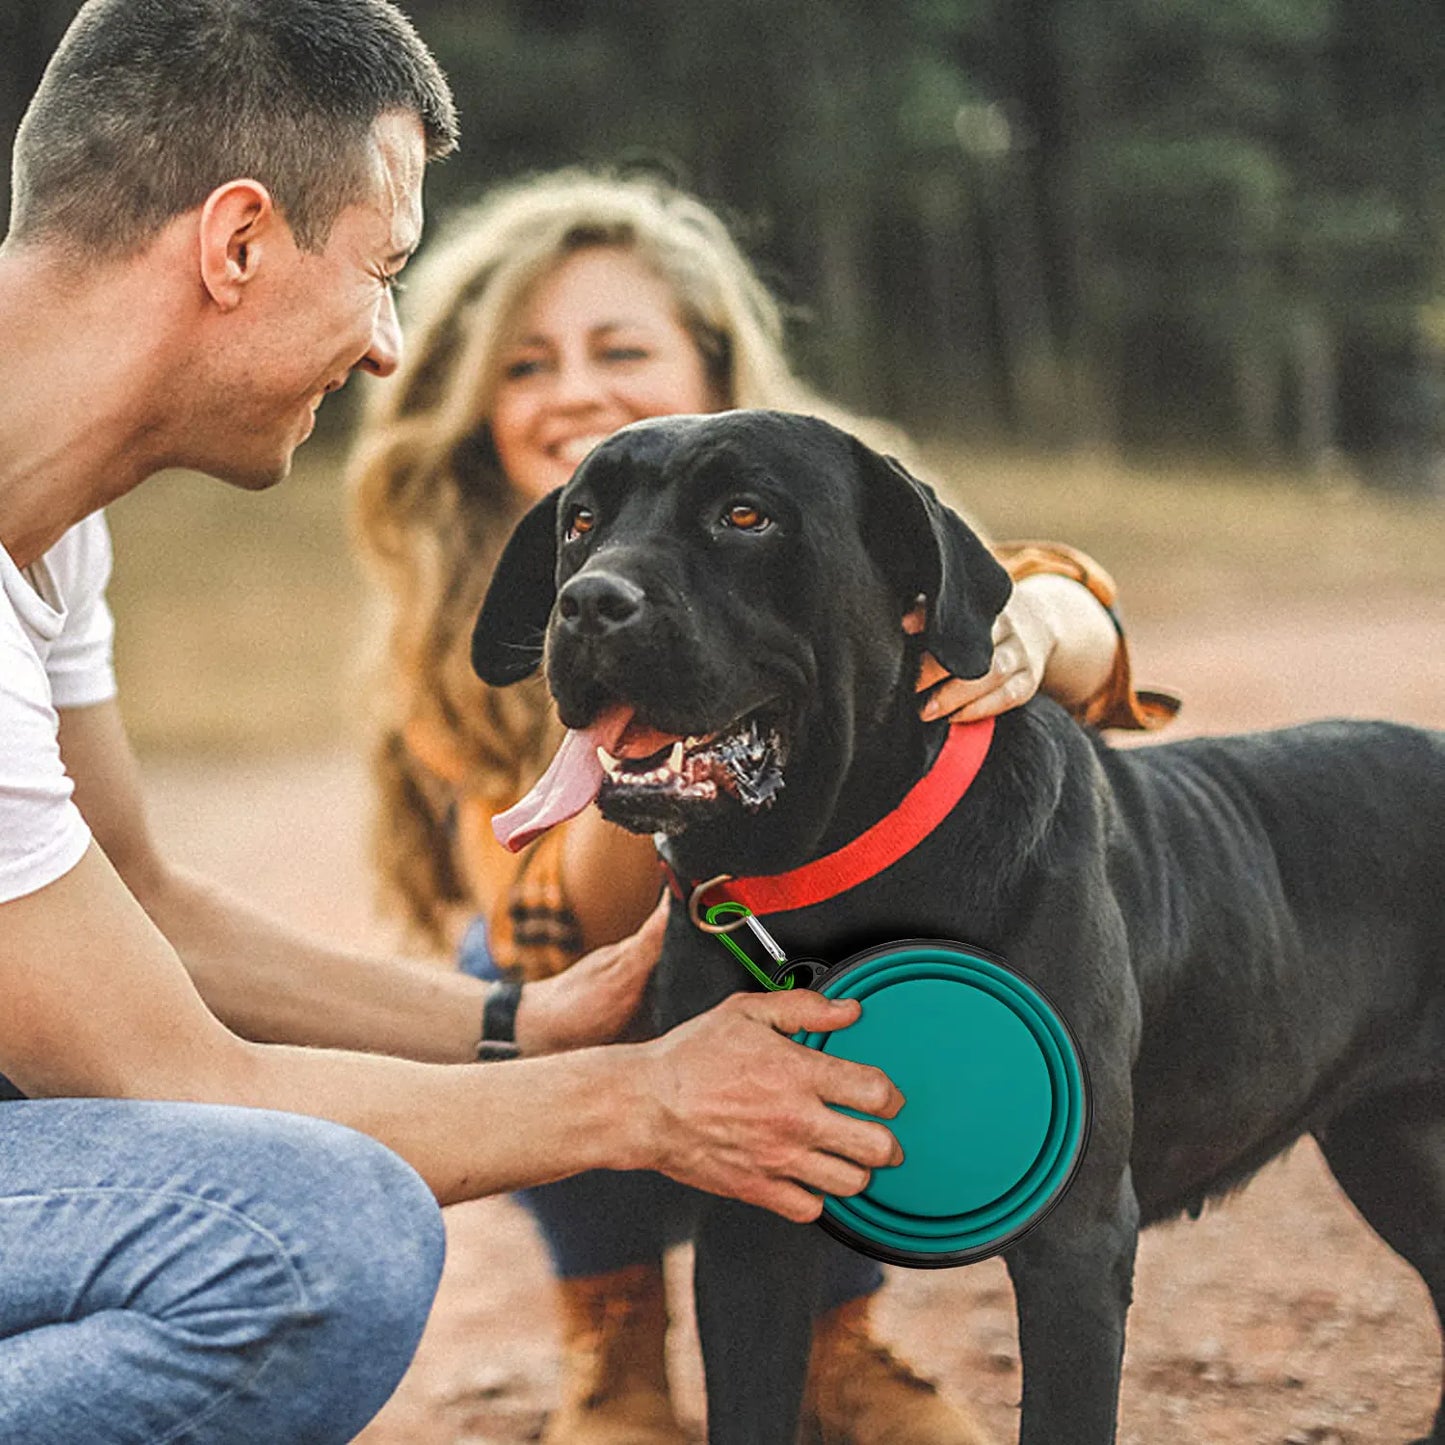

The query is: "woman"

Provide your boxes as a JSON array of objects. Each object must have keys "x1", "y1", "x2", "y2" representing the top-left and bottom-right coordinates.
[{"x1": 349, "y1": 168, "x2": 1173, "y2": 1445}]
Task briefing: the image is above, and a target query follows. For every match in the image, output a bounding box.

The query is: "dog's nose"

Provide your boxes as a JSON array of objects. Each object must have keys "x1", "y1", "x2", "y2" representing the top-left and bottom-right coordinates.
[{"x1": 557, "y1": 572, "x2": 646, "y2": 637}]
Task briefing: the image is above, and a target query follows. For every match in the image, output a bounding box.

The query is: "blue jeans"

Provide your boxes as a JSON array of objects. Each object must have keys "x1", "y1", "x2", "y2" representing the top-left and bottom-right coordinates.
[
  {"x1": 459, "y1": 918, "x2": 883, "y2": 1312},
  {"x1": 0, "y1": 1096, "x2": 445, "y2": 1444}
]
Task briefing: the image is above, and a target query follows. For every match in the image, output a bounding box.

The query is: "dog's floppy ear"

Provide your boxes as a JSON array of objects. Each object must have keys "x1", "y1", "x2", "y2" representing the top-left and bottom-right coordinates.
[
  {"x1": 471, "y1": 489, "x2": 562, "y2": 686},
  {"x1": 855, "y1": 440, "x2": 1012, "y2": 680}
]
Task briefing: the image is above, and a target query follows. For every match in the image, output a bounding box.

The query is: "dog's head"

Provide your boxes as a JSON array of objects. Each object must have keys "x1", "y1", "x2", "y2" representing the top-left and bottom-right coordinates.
[{"x1": 472, "y1": 410, "x2": 1010, "y2": 872}]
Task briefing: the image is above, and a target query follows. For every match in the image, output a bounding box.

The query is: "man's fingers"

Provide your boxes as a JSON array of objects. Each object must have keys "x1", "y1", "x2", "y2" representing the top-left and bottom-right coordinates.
[
  {"x1": 812, "y1": 1050, "x2": 905, "y2": 1119},
  {"x1": 790, "y1": 1151, "x2": 872, "y2": 1199},
  {"x1": 733, "y1": 988, "x2": 861, "y2": 1035},
  {"x1": 728, "y1": 992, "x2": 904, "y2": 1118},
  {"x1": 749, "y1": 1180, "x2": 826, "y2": 1224},
  {"x1": 747, "y1": 1132, "x2": 892, "y2": 1216},
  {"x1": 816, "y1": 1109, "x2": 904, "y2": 1170}
]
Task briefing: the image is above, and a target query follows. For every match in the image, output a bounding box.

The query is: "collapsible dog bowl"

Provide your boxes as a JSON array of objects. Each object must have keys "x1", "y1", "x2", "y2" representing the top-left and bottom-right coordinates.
[{"x1": 795, "y1": 940, "x2": 1089, "y2": 1268}]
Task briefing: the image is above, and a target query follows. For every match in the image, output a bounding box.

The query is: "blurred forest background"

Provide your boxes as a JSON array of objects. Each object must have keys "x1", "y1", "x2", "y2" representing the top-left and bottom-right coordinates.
[
  {"x1": 4, "y1": 0, "x2": 1444, "y2": 488},
  {"x1": 2, "y1": 1, "x2": 1443, "y2": 758}
]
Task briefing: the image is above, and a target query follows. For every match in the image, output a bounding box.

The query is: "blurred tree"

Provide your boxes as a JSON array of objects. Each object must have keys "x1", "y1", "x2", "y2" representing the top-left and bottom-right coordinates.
[
  {"x1": 3, "y1": 0, "x2": 1441, "y2": 479},
  {"x1": 1040, "y1": 0, "x2": 1443, "y2": 474}
]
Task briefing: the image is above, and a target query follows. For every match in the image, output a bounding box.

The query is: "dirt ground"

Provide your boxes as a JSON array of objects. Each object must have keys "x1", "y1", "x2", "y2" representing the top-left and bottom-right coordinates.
[{"x1": 137, "y1": 587, "x2": 1445, "y2": 1445}]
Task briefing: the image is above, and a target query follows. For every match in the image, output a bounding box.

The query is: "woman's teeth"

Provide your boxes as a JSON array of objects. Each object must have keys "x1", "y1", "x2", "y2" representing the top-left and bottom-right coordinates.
[{"x1": 554, "y1": 435, "x2": 610, "y2": 466}]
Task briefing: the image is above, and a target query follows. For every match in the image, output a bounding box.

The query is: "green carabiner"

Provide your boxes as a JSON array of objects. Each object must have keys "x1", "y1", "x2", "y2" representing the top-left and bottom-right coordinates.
[{"x1": 704, "y1": 902, "x2": 796, "y2": 991}]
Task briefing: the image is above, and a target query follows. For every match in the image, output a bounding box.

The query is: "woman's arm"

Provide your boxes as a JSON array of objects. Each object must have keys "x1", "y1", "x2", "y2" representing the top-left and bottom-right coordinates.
[
  {"x1": 912, "y1": 538, "x2": 1178, "y2": 729},
  {"x1": 914, "y1": 572, "x2": 1118, "y2": 724}
]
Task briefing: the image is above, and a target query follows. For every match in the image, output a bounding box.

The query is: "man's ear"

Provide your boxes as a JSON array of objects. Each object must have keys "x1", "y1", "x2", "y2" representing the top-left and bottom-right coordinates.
[
  {"x1": 197, "y1": 180, "x2": 279, "y2": 310},
  {"x1": 855, "y1": 439, "x2": 1012, "y2": 680},
  {"x1": 471, "y1": 489, "x2": 563, "y2": 685}
]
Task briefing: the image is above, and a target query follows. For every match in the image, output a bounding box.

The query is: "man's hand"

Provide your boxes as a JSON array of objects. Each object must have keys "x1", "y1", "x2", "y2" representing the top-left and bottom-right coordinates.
[
  {"x1": 513, "y1": 895, "x2": 668, "y2": 1055},
  {"x1": 635, "y1": 990, "x2": 905, "y2": 1223}
]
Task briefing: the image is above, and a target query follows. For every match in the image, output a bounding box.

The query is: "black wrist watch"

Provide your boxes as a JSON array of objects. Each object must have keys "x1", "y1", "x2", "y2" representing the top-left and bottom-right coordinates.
[{"x1": 476, "y1": 979, "x2": 523, "y2": 1062}]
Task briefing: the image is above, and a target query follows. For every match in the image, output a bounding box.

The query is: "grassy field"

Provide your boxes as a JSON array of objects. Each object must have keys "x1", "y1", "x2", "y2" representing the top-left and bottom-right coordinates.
[
  {"x1": 922, "y1": 445, "x2": 1445, "y2": 618},
  {"x1": 106, "y1": 438, "x2": 1445, "y2": 755},
  {"x1": 107, "y1": 442, "x2": 372, "y2": 754}
]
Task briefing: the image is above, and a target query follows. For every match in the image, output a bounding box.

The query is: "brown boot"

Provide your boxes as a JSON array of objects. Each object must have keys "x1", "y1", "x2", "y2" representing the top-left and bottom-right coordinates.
[
  {"x1": 543, "y1": 1262, "x2": 691, "y2": 1445},
  {"x1": 801, "y1": 1295, "x2": 994, "y2": 1445}
]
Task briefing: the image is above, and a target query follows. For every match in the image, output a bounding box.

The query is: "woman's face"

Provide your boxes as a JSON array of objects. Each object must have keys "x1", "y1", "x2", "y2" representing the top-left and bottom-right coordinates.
[{"x1": 489, "y1": 246, "x2": 722, "y2": 501}]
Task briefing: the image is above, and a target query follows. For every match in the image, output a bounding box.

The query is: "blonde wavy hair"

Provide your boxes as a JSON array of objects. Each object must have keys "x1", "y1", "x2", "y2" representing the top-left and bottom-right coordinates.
[{"x1": 349, "y1": 167, "x2": 911, "y2": 946}]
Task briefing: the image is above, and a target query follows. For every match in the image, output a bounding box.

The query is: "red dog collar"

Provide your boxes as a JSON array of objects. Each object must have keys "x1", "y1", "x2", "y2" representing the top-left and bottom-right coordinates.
[{"x1": 664, "y1": 717, "x2": 995, "y2": 926}]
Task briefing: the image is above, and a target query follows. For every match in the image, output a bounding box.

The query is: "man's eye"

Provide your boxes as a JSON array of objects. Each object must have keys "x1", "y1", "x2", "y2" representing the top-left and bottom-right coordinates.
[
  {"x1": 566, "y1": 507, "x2": 596, "y2": 541},
  {"x1": 602, "y1": 346, "x2": 649, "y2": 363},
  {"x1": 503, "y1": 357, "x2": 546, "y2": 381},
  {"x1": 723, "y1": 503, "x2": 771, "y2": 531}
]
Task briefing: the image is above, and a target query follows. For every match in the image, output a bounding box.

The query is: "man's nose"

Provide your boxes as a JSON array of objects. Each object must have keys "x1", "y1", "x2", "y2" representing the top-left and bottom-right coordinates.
[
  {"x1": 359, "y1": 289, "x2": 403, "y2": 378},
  {"x1": 556, "y1": 572, "x2": 646, "y2": 638}
]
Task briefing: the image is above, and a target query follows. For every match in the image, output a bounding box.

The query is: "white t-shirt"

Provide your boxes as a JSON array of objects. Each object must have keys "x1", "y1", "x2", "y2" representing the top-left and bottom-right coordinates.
[{"x1": 0, "y1": 513, "x2": 117, "y2": 903}]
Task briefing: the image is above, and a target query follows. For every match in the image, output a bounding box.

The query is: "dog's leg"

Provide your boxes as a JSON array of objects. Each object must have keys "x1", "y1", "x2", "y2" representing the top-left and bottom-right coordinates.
[
  {"x1": 1004, "y1": 1167, "x2": 1140, "y2": 1445},
  {"x1": 1316, "y1": 1093, "x2": 1445, "y2": 1443},
  {"x1": 693, "y1": 1195, "x2": 824, "y2": 1445},
  {"x1": 997, "y1": 882, "x2": 1142, "y2": 1444}
]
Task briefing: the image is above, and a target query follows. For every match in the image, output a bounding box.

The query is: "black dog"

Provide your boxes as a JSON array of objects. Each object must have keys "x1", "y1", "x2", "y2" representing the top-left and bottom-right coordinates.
[{"x1": 472, "y1": 410, "x2": 1445, "y2": 1445}]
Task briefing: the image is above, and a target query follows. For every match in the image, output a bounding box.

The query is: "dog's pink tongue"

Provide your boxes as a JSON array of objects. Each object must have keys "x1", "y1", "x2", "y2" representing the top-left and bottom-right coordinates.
[{"x1": 493, "y1": 704, "x2": 635, "y2": 853}]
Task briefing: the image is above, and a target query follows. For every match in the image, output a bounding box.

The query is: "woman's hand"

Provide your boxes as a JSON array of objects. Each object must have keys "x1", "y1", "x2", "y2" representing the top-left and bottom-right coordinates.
[
  {"x1": 512, "y1": 894, "x2": 668, "y2": 1055},
  {"x1": 911, "y1": 573, "x2": 1117, "y2": 723}
]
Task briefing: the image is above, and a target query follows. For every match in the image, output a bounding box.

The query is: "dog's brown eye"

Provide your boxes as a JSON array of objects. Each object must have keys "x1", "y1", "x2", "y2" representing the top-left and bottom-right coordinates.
[
  {"x1": 724, "y1": 503, "x2": 770, "y2": 531},
  {"x1": 566, "y1": 507, "x2": 595, "y2": 541}
]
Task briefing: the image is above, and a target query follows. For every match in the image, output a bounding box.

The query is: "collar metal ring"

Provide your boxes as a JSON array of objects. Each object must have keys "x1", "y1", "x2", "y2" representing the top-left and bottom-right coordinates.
[{"x1": 688, "y1": 874, "x2": 746, "y2": 932}]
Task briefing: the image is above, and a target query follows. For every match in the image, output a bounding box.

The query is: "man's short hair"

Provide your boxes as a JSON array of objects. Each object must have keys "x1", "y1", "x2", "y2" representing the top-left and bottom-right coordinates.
[{"x1": 10, "y1": 0, "x2": 458, "y2": 256}]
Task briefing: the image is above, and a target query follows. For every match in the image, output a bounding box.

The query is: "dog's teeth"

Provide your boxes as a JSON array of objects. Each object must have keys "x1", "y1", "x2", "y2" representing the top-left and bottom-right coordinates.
[
  {"x1": 668, "y1": 742, "x2": 685, "y2": 772},
  {"x1": 596, "y1": 746, "x2": 623, "y2": 781}
]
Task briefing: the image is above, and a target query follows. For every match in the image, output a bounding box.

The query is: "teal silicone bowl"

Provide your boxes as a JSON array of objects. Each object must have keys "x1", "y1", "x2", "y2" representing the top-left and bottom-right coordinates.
[{"x1": 795, "y1": 940, "x2": 1090, "y2": 1268}]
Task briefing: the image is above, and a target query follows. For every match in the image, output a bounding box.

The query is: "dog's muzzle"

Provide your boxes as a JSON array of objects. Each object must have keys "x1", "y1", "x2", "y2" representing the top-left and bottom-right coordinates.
[{"x1": 556, "y1": 571, "x2": 645, "y2": 640}]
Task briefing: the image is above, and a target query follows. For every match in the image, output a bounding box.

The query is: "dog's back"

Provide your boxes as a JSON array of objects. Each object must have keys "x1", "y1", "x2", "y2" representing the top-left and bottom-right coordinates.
[{"x1": 1093, "y1": 719, "x2": 1445, "y2": 1220}]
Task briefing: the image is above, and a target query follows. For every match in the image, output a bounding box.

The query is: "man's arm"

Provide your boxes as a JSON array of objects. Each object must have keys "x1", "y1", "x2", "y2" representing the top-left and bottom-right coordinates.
[
  {"x1": 1, "y1": 840, "x2": 903, "y2": 1219},
  {"x1": 57, "y1": 700, "x2": 648, "y2": 1060}
]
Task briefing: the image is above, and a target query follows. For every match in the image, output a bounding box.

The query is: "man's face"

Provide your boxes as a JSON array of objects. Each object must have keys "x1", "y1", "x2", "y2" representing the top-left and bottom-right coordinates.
[{"x1": 195, "y1": 111, "x2": 425, "y2": 489}]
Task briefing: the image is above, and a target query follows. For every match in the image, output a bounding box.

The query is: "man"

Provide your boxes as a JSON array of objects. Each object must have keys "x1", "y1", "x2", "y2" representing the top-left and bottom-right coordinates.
[{"x1": 0, "y1": 2, "x2": 904, "y2": 1439}]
